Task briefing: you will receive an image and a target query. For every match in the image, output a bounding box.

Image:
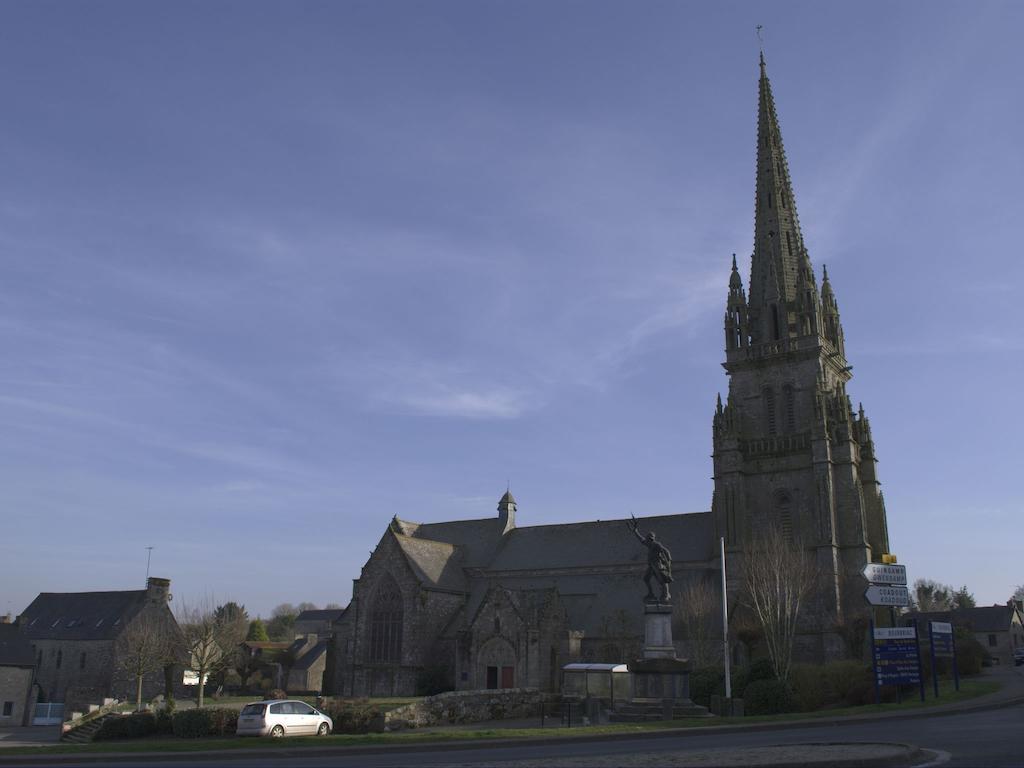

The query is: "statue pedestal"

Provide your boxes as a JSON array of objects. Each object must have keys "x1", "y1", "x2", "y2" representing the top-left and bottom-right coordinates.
[
  {"x1": 642, "y1": 602, "x2": 676, "y2": 659},
  {"x1": 610, "y1": 602, "x2": 710, "y2": 721}
]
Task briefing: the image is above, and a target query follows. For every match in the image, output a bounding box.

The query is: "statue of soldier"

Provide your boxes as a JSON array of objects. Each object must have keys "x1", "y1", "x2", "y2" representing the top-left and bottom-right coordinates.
[{"x1": 628, "y1": 515, "x2": 673, "y2": 602}]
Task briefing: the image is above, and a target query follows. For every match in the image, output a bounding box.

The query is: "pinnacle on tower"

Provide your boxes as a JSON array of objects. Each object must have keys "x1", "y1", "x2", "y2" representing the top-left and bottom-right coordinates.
[{"x1": 724, "y1": 253, "x2": 748, "y2": 352}]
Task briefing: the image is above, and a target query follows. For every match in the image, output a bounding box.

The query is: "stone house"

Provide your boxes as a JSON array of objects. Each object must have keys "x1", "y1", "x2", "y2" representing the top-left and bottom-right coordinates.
[
  {"x1": 0, "y1": 620, "x2": 36, "y2": 726},
  {"x1": 17, "y1": 577, "x2": 183, "y2": 712},
  {"x1": 327, "y1": 54, "x2": 896, "y2": 697},
  {"x1": 906, "y1": 604, "x2": 1024, "y2": 666}
]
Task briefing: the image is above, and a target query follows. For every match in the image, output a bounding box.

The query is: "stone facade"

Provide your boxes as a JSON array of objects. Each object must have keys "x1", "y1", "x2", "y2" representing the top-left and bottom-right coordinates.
[
  {"x1": 326, "y1": 55, "x2": 894, "y2": 695},
  {"x1": 18, "y1": 577, "x2": 184, "y2": 712}
]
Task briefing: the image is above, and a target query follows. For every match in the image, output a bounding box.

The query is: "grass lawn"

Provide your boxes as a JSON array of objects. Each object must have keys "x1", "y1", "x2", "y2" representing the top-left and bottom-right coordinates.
[{"x1": 0, "y1": 679, "x2": 998, "y2": 757}]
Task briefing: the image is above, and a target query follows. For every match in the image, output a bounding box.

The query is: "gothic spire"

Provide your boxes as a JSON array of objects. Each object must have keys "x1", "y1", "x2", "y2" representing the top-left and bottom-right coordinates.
[{"x1": 747, "y1": 54, "x2": 815, "y2": 345}]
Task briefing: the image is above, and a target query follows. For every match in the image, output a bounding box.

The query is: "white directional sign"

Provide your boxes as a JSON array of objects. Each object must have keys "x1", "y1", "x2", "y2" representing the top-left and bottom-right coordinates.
[
  {"x1": 865, "y1": 584, "x2": 910, "y2": 607},
  {"x1": 862, "y1": 563, "x2": 907, "y2": 586}
]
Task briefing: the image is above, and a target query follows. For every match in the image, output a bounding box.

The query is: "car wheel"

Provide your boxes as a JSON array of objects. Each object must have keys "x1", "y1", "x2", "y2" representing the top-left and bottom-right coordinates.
[
  {"x1": 270, "y1": 725, "x2": 285, "y2": 738},
  {"x1": 317, "y1": 722, "x2": 330, "y2": 736}
]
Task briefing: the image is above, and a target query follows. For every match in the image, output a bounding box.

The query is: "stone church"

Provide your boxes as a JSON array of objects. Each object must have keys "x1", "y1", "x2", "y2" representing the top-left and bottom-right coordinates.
[{"x1": 326, "y1": 55, "x2": 891, "y2": 697}]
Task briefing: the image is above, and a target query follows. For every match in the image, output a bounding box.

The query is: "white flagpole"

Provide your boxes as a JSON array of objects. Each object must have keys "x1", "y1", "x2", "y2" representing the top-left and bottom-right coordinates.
[{"x1": 721, "y1": 536, "x2": 731, "y2": 699}]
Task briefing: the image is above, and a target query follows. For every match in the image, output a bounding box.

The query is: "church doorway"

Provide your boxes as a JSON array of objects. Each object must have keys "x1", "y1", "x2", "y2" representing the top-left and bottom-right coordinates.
[
  {"x1": 485, "y1": 665, "x2": 514, "y2": 689},
  {"x1": 477, "y1": 637, "x2": 516, "y2": 690}
]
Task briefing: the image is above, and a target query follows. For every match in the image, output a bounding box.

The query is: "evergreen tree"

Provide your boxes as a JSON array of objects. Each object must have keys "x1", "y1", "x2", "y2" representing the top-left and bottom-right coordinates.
[{"x1": 247, "y1": 618, "x2": 269, "y2": 642}]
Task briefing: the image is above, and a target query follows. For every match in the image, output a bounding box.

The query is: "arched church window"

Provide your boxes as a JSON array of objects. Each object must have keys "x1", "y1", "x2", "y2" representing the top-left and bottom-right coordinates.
[
  {"x1": 773, "y1": 491, "x2": 793, "y2": 542},
  {"x1": 368, "y1": 578, "x2": 403, "y2": 663},
  {"x1": 771, "y1": 305, "x2": 781, "y2": 340}
]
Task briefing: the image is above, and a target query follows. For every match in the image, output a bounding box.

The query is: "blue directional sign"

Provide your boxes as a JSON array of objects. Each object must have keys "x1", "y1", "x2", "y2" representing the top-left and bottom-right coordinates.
[{"x1": 872, "y1": 627, "x2": 921, "y2": 686}]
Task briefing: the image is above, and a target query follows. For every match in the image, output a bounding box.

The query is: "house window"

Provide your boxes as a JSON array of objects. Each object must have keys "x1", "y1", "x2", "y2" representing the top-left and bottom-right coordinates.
[
  {"x1": 2, "y1": 702, "x2": 12, "y2": 718},
  {"x1": 80, "y1": 652, "x2": 87, "y2": 670},
  {"x1": 56, "y1": 650, "x2": 62, "y2": 669},
  {"x1": 368, "y1": 579, "x2": 403, "y2": 663},
  {"x1": 988, "y1": 634, "x2": 997, "y2": 647}
]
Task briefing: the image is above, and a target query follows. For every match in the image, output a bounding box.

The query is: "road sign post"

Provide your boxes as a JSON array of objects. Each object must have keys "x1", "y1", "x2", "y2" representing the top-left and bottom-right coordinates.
[{"x1": 871, "y1": 624, "x2": 923, "y2": 705}]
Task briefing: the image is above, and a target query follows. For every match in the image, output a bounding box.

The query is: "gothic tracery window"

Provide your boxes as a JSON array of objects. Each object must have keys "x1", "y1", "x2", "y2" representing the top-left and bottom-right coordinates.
[{"x1": 368, "y1": 579, "x2": 403, "y2": 663}]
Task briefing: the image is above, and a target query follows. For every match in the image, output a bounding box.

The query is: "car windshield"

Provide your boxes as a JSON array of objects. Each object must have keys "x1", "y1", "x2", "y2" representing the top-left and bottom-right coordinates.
[{"x1": 240, "y1": 704, "x2": 267, "y2": 716}]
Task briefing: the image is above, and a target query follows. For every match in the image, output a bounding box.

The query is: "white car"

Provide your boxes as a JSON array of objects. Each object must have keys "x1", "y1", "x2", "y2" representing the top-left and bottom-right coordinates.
[{"x1": 236, "y1": 699, "x2": 333, "y2": 737}]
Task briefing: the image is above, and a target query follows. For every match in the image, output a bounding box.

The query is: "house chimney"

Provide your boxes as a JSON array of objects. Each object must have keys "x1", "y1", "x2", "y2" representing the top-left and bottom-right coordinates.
[
  {"x1": 0, "y1": 614, "x2": 11, "y2": 624},
  {"x1": 146, "y1": 577, "x2": 171, "y2": 603}
]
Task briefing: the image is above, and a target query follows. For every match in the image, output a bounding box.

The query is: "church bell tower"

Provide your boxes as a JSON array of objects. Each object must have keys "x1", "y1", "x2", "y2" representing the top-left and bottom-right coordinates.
[{"x1": 711, "y1": 54, "x2": 890, "y2": 646}]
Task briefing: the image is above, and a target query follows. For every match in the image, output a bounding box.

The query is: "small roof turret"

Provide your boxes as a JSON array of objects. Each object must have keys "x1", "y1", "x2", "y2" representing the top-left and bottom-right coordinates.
[{"x1": 498, "y1": 490, "x2": 516, "y2": 506}]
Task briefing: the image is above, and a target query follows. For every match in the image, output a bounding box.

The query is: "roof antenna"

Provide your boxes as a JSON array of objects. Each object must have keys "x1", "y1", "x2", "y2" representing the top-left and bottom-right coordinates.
[{"x1": 145, "y1": 546, "x2": 154, "y2": 583}]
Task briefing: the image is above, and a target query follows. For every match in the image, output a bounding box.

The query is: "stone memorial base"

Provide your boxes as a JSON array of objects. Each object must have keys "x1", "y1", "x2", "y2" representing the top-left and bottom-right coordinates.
[{"x1": 610, "y1": 603, "x2": 710, "y2": 722}]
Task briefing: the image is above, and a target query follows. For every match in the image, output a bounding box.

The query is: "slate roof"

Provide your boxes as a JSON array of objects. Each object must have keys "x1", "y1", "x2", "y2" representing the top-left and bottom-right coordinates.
[
  {"x1": 295, "y1": 609, "x2": 346, "y2": 624},
  {"x1": 394, "y1": 517, "x2": 504, "y2": 567},
  {"x1": 907, "y1": 605, "x2": 1020, "y2": 633},
  {"x1": 487, "y1": 512, "x2": 715, "y2": 571},
  {"x1": 19, "y1": 590, "x2": 150, "y2": 641},
  {"x1": 394, "y1": 533, "x2": 468, "y2": 592},
  {"x1": 0, "y1": 624, "x2": 35, "y2": 666}
]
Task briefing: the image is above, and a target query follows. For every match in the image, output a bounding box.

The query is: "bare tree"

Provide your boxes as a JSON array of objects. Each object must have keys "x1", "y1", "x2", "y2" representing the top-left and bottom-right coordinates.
[
  {"x1": 116, "y1": 617, "x2": 175, "y2": 712},
  {"x1": 672, "y1": 576, "x2": 720, "y2": 668},
  {"x1": 176, "y1": 600, "x2": 235, "y2": 708},
  {"x1": 740, "y1": 523, "x2": 817, "y2": 683}
]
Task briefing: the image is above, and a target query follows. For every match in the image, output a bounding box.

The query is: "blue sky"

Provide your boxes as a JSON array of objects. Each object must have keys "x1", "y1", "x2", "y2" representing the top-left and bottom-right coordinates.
[{"x1": 1, "y1": 1, "x2": 1021, "y2": 618}]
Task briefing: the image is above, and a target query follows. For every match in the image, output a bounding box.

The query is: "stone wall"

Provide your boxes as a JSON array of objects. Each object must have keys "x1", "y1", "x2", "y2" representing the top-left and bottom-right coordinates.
[
  {"x1": 383, "y1": 687, "x2": 545, "y2": 730},
  {"x1": 0, "y1": 666, "x2": 34, "y2": 726}
]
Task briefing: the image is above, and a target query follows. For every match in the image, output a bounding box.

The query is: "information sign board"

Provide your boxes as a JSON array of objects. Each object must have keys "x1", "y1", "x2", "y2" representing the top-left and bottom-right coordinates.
[
  {"x1": 862, "y1": 563, "x2": 908, "y2": 586},
  {"x1": 930, "y1": 621, "x2": 955, "y2": 658},
  {"x1": 872, "y1": 626, "x2": 921, "y2": 686},
  {"x1": 864, "y1": 584, "x2": 910, "y2": 607}
]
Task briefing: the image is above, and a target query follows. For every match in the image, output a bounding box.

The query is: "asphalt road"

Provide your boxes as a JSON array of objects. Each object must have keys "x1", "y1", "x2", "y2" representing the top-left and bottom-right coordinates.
[{"x1": 6, "y1": 702, "x2": 1021, "y2": 768}]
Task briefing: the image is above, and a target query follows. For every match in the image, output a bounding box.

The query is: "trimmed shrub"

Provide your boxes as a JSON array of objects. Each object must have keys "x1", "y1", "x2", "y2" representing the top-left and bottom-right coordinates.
[
  {"x1": 955, "y1": 628, "x2": 987, "y2": 676},
  {"x1": 688, "y1": 666, "x2": 725, "y2": 708},
  {"x1": 743, "y1": 679, "x2": 793, "y2": 715},
  {"x1": 788, "y1": 664, "x2": 827, "y2": 712},
  {"x1": 172, "y1": 709, "x2": 213, "y2": 739},
  {"x1": 823, "y1": 660, "x2": 872, "y2": 706},
  {"x1": 154, "y1": 710, "x2": 174, "y2": 735},
  {"x1": 206, "y1": 708, "x2": 238, "y2": 735},
  {"x1": 268, "y1": 689, "x2": 287, "y2": 700},
  {"x1": 320, "y1": 698, "x2": 385, "y2": 734},
  {"x1": 730, "y1": 657, "x2": 776, "y2": 698},
  {"x1": 94, "y1": 712, "x2": 158, "y2": 741}
]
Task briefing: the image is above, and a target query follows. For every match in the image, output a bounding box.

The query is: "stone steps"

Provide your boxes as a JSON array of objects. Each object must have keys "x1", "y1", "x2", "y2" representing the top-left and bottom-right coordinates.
[{"x1": 60, "y1": 713, "x2": 117, "y2": 743}]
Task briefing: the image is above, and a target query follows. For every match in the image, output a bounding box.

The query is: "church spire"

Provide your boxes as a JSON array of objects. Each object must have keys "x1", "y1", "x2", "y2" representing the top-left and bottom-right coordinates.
[{"x1": 747, "y1": 53, "x2": 815, "y2": 346}]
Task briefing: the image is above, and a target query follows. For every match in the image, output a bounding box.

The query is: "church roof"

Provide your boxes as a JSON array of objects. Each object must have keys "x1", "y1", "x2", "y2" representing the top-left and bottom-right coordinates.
[
  {"x1": 393, "y1": 533, "x2": 468, "y2": 592},
  {"x1": 487, "y1": 512, "x2": 715, "y2": 571},
  {"x1": 394, "y1": 516, "x2": 505, "y2": 567},
  {"x1": 19, "y1": 589, "x2": 150, "y2": 641}
]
